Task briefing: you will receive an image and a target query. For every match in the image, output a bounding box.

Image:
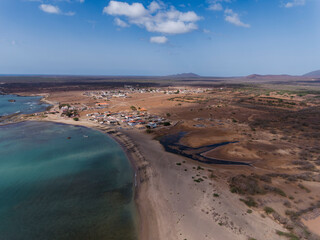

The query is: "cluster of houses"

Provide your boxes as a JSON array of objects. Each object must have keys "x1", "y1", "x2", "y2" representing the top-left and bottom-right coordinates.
[
  {"x1": 84, "y1": 86, "x2": 214, "y2": 102},
  {"x1": 83, "y1": 90, "x2": 128, "y2": 100},
  {"x1": 86, "y1": 110, "x2": 168, "y2": 129}
]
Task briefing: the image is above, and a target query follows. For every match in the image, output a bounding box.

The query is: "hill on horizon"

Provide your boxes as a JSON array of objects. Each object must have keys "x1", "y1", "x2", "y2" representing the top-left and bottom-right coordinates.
[
  {"x1": 303, "y1": 70, "x2": 320, "y2": 77},
  {"x1": 167, "y1": 73, "x2": 201, "y2": 78}
]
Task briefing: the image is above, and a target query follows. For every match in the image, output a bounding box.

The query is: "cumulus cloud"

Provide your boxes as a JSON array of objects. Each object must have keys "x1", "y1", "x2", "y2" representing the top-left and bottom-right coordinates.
[
  {"x1": 148, "y1": 1, "x2": 161, "y2": 13},
  {"x1": 114, "y1": 17, "x2": 129, "y2": 27},
  {"x1": 224, "y1": 9, "x2": 250, "y2": 28},
  {"x1": 208, "y1": 0, "x2": 250, "y2": 28},
  {"x1": 284, "y1": 0, "x2": 306, "y2": 8},
  {"x1": 208, "y1": 3, "x2": 223, "y2": 11},
  {"x1": 207, "y1": 0, "x2": 231, "y2": 11},
  {"x1": 103, "y1": 1, "x2": 148, "y2": 18},
  {"x1": 39, "y1": 4, "x2": 61, "y2": 14},
  {"x1": 150, "y1": 36, "x2": 168, "y2": 44},
  {"x1": 103, "y1": 1, "x2": 201, "y2": 35},
  {"x1": 39, "y1": 4, "x2": 75, "y2": 16}
]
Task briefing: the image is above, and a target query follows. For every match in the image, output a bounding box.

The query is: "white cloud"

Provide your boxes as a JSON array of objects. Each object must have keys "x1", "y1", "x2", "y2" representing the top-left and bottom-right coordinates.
[
  {"x1": 284, "y1": 0, "x2": 306, "y2": 8},
  {"x1": 148, "y1": 1, "x2": 161, "y2": 13},
  {"x1": 39, "y1": 4, "x2": 75, "y2": 16},
  {"x1": 103, "y1": 1, "x2": 148, "y2": 18},
  {"x1": 65, "y1": 11, "x2": 76, "y2": 16},
  {"x1": 39, "y1": 4, "x2": 61, "y2": 14},
  {"x1": 114, "y1": 17, "x2": 129, "y2": 27},
  {"x1": 103, "y1": 1, "x2": 201, "y2": 35},
  {"x1": 79, "y1": 0, "x2": 85, "y2": 3},
  {"x1": 207, "y1": 0, "x2": 232, "y2": 11},
  {"x1": 150, "y1": 36, "x2": 168, "y2": 44},
  {"x1": 208, "y1": 3, "x2": 223, "y2": 11},
  {"x1": 224, "y1": 9, "x2": 250, "y2": 28}
]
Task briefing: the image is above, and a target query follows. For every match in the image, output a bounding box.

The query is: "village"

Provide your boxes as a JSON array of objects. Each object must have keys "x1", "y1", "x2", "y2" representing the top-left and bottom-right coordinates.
[
  {"x1": 44, "y1": 103, "x2": 169, "y2": 130},
  {"x1": 41, "y1": 86, "x2": 217, "y2": 130},
  {"x1": 83, "y1": 85, "x2": 213, "y2": 100}
]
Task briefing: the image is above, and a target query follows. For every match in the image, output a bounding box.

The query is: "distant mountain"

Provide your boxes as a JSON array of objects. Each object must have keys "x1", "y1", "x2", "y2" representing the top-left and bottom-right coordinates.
[
  {"x1": 167, "y1": 73, "x2": 201, "y2": 78},
  {"x1": 246, "y1": 74, "x2": 293, "y2": 79},
  {"x1": 303, "y1": 70, "x2": 320, "y2": 77},
  {"x1": 245, "y1": 74, "x2": 297, "y2": 82},
  {"x1": 246, "y1": 74, "x2": 263, "y2": 79}
]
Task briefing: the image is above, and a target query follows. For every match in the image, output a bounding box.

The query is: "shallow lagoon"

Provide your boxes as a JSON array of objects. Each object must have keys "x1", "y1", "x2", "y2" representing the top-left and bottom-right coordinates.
[{"x1": 0, "y1": 121, "x2": 137, "y2": 240}]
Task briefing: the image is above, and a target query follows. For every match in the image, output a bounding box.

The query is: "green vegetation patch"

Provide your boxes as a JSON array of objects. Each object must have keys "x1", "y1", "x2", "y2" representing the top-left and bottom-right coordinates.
[
  {"x1": 240, "y1": 197, "x2": 258, "y2": 208},
  {"x1": 168, "y1": 96, "x2": 210, "y2": 104},
  {"x1": 276, "y1": 230, "x2": 299, "y2": 240},
  {"x1": 264, "y1": 206, "x2": 275, "y2": 214},
  {"x1": 194, "y1": 178, "x2": 204, "y2": 183}
]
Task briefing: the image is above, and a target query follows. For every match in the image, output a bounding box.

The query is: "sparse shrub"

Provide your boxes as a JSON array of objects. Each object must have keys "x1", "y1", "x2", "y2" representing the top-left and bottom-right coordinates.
[
  {"x1": 194, "y1": 178, "x2": 204, "y2": 183},
  {"x1": 229, "y1": 175, "x2": 265, "y2": 195},
  {"x1": 285, "y1": 210, "x2": 299, "y2": 221},
  {"x1": 240, "y1": 197, "x2": 257, "y2": 207},
  {"x1": 163, "y1": 122, "x2": 171, "y2": 126},
  {"x1": 264, "y1": 206, "x2": 275, "y2": 214},
  {"x1": 275, "y1": 230, "x2": 299, "y2": 240},
  {"x1": 197, "y1": 166, "x2": 204, "y2": 170},
  {"x1": 209, "y1": 173, "x2": 217, "y2": 179},
  {"x1": 283, "y1": 201, "x2": 292, "y2": 208},
  {"x1": 298, "y1": 183, "x2": 311, "y2": 193},
  {"x1": 273, "y1": 187, "x2": 287, "y2": 197}
]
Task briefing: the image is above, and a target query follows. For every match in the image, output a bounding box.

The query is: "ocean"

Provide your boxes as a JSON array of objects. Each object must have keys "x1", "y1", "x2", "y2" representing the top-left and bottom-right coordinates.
[
  {"x1": 0, "y1": 121, "x2": 137, "y2": 240},
  {"x1": 0, "y1": 94, "x2": 50, "y2": 116}
]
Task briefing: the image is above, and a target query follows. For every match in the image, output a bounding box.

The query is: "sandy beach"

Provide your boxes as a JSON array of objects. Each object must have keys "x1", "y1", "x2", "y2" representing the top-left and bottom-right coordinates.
[{"x1": 33, "y1": 115, "x2": 287, "y2": 240}]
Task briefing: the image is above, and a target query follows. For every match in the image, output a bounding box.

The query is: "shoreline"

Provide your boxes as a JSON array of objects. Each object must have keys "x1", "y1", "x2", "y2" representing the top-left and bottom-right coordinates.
[
  {"x1": 0, "y1": 117, "x2": 152, "y2": 240},
  {"x1": 1, "y1": 117, "x2": 291, "y2": 240},
  {"x1": 27, "y1": 118, "x2": 156, "y2": 240},
  {"x1": 1, "y1": 93, "x2": 156, "y2": 239}
]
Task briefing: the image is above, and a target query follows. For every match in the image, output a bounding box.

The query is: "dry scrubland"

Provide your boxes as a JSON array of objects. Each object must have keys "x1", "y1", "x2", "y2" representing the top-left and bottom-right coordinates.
[{"x1": 3, "y1": 80, "x2": 320, "y2": 240}]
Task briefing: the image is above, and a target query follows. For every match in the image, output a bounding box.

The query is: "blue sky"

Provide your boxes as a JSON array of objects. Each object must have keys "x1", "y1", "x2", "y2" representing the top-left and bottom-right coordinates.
[{"x1": 0, "y1": 0, "x2": 319, "y2": 76}]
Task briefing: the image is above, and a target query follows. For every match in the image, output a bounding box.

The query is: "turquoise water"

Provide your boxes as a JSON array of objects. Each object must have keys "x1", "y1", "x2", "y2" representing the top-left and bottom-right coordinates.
[
  {"x1": 0, "y1": 121, "x2": 137, "y2": 240},
  {"x1": 0, "y1": 94, "x2": 50, "y2": 116}
]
